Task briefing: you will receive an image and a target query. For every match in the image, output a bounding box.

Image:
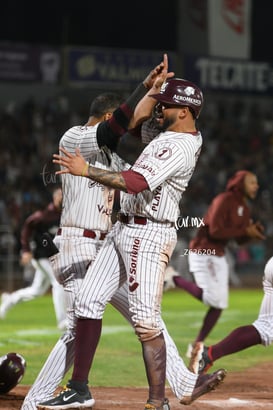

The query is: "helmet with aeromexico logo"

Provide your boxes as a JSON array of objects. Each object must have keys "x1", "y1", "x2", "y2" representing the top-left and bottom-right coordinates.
[
  {"x1": 150, "y1": 78, "x2": 204, "y2": 119},
  {"x1": 0, "y1": 352, "x2": 26, "y2": 393}
]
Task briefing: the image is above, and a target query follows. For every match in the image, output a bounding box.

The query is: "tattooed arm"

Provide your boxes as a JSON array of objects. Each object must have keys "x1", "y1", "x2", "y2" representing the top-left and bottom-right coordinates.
[
  {"x1": 53, "y1": 147, "x2": 148, "y2": 194},
  {"x1": 86, "y1": 166, "x2": 126, "y2": 192}
]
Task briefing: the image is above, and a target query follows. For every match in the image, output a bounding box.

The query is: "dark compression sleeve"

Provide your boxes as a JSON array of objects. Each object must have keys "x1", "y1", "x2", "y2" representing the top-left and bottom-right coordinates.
[{"x1": 96, "y1": 83, "x2": 147, "y2": 151}]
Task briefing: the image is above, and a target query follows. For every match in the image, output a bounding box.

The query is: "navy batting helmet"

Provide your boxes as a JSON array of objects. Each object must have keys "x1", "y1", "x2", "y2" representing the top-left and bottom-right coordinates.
[
  {"x1": 0, "y1": 352, "x2": 26, "y2": 394},
  {"x1": 150, "y1": 78, "x2": 204, "y2": 119}
]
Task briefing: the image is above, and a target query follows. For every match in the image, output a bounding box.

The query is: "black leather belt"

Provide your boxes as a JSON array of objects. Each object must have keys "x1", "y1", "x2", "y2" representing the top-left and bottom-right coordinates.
[
  {"x1": 117, "y1": 213, "x2": 147, "y2": 225},
  {"x1": 57, "y1": 228, "x2": 107, "y2": 240}
]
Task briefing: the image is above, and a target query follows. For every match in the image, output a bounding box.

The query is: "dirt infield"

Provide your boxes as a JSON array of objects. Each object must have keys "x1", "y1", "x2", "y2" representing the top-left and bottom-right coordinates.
[{"x1": 1, "y1": 363, "x2": 272, "y2": 409}]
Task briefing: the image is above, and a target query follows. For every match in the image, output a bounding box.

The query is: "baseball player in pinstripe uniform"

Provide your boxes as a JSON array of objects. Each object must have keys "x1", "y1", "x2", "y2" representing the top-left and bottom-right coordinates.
[
  {"x1": 189, "y1": 255, "x2": 273, "y2": 374},
  {"x1": 46, "y1": 72, "x2": 226, "y2": 410},
  {"x1": 22, "y1": 57, "x2": 225, "y2": 410}
]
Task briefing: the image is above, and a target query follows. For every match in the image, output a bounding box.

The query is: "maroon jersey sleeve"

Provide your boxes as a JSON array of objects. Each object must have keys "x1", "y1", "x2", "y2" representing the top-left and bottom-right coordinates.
[
  {"x1": 20, "y1": 210, "x2": 43, "y2": 252},
  {"x1": 121, "y1": 169, "x2": 148, "y2": 194}
]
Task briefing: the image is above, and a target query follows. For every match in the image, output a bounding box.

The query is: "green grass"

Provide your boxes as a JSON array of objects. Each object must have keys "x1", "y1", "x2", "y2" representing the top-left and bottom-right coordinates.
[{"x1": 0, "y1": 287, "x2": 270, "y2": 387}]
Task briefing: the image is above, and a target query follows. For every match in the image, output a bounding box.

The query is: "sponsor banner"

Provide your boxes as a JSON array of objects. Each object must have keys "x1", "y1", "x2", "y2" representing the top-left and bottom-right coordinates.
[
  {"x1": 178, "y1": 0, "x2": 252, "y2": 60},
  {"x1": 0, "y1": 44, "x2": 61, "y2": 83},
  {"x1": 177, "y1": 0, "x2": 209, "y2": 56},
  {"x1": 184, "y1": 54, "x2": 273, "y2": 94},
  {"x1": 208, "y1": 0, "x2": 252, "y2": 59},
  {"x1": 65, "y1": 47, "x2": 175, "y2": 86}
]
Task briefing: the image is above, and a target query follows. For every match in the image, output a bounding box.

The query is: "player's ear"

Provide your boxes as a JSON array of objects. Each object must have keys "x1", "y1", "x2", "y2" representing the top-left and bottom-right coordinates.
[{"x1": 178, "y1": 107, "x2": 189, "y2": 119}]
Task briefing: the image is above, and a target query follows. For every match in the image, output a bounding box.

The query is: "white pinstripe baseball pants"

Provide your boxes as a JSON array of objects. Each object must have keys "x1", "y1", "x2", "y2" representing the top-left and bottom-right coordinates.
[
  {"x1": 253, "y1": 256, "x2": 273, "y2": 346},
  {"x1": 21, "y1": 228, "x2": 197, "y2": 409}
]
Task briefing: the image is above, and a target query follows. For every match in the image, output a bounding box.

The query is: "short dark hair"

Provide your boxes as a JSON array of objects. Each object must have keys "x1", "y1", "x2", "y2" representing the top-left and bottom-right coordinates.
[{"x1": 89, "y1": 92, "x2": 123, "y2": 117}]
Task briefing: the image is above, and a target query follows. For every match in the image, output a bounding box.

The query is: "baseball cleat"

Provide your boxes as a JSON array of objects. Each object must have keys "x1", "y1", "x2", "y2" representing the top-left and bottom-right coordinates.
[
  {"x1": 198, "y1": 345, "x2": 214, "y2": 373},
  {"x1": 37, "y1": 383, "x2": 95, "y2": 409},
  {"x1": 144, "y1": 398, "x2": 170, "y2": 410},
  {"x1": 180, "y1": 368, "x2": 227, "y2": 405},
  {"x1": 187, "y1": 341, "x2": 205, "y2": 374},
  {"x1": 188, "y1": 342, "x2": 214, "y2": 374}
]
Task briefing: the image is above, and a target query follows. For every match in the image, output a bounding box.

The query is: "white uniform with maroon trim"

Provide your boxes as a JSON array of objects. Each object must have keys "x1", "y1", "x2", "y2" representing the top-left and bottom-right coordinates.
[
  {"x1": 122, "y1": 131, "x2": 201, "y2": 219},
  {"x1": 22, "y1": 126, "x2": 199, "y2": 409},
  {"x1": 252, "y1": 256, "x2": 273, "y2": 346}
]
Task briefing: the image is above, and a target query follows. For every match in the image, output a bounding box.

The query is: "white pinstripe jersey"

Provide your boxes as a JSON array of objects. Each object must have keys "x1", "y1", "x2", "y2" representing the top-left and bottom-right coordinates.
[
  {"x1": 121, "y1": 131, "x2": 202, "y2": 223},
  {"x1": 59, "y1": 125, "x2": 125, "y2": 232}
]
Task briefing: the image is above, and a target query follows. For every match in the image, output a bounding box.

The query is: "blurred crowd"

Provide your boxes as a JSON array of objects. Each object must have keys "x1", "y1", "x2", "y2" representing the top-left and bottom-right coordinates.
[{"x1": 1, "y1": 90, "x2": 273, "y2": 279}]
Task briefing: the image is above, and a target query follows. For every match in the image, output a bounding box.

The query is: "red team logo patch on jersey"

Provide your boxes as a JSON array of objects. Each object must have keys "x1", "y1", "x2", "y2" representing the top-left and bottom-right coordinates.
[{"x1": 155, "y1": 147, "x2": 172, "y2": 160}]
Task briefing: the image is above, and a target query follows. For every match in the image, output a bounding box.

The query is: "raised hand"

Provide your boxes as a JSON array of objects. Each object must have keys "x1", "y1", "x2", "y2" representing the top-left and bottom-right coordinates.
[
  {"x1": 53, "y1": 147, "x2": 88, "y2": 176},
  {"x1": 143, "y1": 54, "x2": 175, "y2": 90}
]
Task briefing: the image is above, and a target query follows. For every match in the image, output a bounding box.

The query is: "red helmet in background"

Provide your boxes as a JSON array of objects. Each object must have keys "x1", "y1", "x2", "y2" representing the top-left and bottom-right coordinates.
[
  {"x1": 150, "y1": 78, "x2": 204, "y2": 119},
  {"x1": 0, "y1": 352, "x2": 26, "y2": 394}
]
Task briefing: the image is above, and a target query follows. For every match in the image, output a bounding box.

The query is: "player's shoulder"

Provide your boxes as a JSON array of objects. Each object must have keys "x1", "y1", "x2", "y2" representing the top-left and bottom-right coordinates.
[
  {"x1": 212, "y1": 190, "x2": 234, "y2": 206},
  {"x1": 60, "y1": 126, "x2": 80, "y2": 144},
  {"x1": 61, "y1": 124, "x2": 99, "y2": 145},
  {"x1": 24, "y1": 209, "x2": 43, "y2": 225},
  {"x1": 159, "y1": 130, "x2": 202, "y2": 143},
  {"x1": 168, "y1": 131, "x2": 202, "y2": 155},
  {"x1": 61, "y1": 125, "x2": 84, "y2": 137}
]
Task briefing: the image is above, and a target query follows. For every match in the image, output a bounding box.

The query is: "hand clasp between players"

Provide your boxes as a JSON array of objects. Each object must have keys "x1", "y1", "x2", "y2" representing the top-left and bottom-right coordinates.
[{"x1": 53, "y1": 147, "x2": 88, "y2": 177}]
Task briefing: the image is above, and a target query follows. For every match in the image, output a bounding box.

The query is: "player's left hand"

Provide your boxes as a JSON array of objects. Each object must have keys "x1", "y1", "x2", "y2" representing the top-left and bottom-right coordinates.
[
  {"x1": 143, "y1": 54, "x2": 175, "y2": 89},
  {"x1": 53, "y1": 147, "x2": 88, "y2": 176}
]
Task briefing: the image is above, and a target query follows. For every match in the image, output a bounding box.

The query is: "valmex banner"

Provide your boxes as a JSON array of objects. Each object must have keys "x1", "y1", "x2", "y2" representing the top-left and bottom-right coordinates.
[{"x1": 65, "y1": 47, "x2": 175, "y2": 86}]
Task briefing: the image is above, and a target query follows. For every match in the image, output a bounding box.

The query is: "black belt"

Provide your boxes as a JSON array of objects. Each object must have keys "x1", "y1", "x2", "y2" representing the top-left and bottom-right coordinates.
[
  {"x1": 57, "y1": 228, "x2": 107, "y2": 240},
  {"x1": 117, "y1": 214, "x2": 147, "y2": 225}
]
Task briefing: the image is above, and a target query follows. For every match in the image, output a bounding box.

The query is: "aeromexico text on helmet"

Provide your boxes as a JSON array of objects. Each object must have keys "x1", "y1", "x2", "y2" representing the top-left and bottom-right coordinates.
[
  {"x1": 160, "y1": 82, "x2": 202, "y2": 106},
  {"x1": 173, "y1": 94, "x2": 202, "y2": 106}
]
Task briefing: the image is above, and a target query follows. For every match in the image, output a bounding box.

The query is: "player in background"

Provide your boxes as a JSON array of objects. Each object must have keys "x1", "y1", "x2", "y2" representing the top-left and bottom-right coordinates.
[
  {"x1": 0, "y1": 187, "x2": 67, "y2": 330},
  {"x1": 164, "y1": 170, "x2": 265, "y2": 361},
  {"x1": 22, "y1": 57, "x2": 225, "y2": 410},
  {"x1": 44, "y1": 71, "x2": 226, "y2": 410},
  {"x1": 190, "y1": 255, "x2": 273, "y2": 374}
]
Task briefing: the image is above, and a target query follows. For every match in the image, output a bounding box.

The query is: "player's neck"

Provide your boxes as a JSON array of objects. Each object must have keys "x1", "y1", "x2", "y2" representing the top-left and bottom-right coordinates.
[
  {"x1": 168, "y1": 117, "x2": 197, "y2": 133},
  {"x1": 85, "y1": 115, "x2": 103, "y2": 126},
  {"x1": 168, "y1": 124, "x2": 197, "y2": 133}
]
